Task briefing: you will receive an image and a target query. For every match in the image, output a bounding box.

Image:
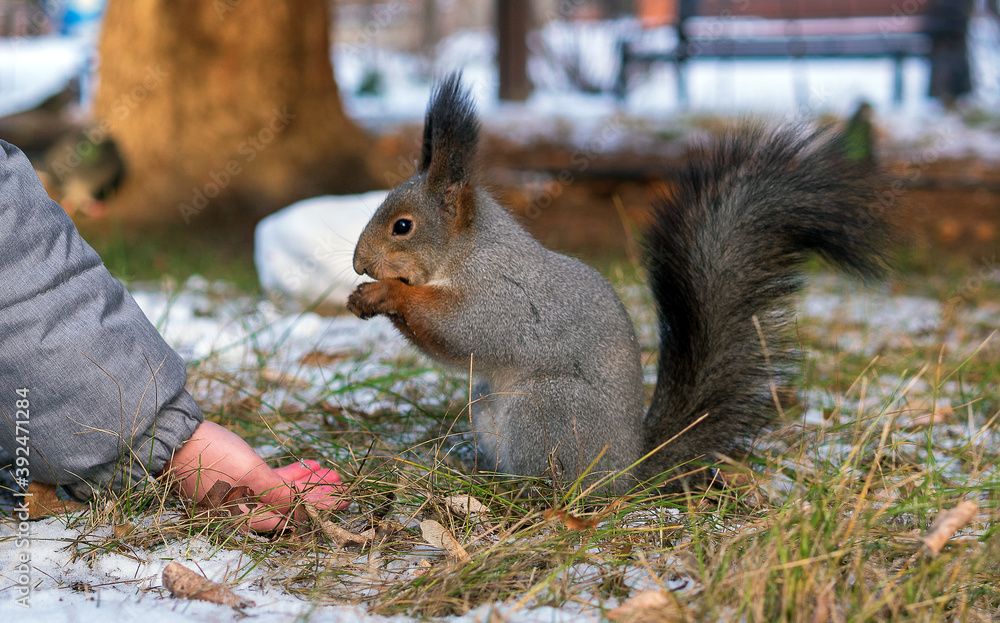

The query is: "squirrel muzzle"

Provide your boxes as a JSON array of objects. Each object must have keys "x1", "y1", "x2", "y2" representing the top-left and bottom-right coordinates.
[{"x1": 352, "y1": 234, "x2": 377, "y2": 278}]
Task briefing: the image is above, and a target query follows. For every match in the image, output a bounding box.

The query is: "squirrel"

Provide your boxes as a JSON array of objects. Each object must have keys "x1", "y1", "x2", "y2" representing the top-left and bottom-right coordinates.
[{"x1": 346, "y1": 74, "x2": 891, "y2": 492}]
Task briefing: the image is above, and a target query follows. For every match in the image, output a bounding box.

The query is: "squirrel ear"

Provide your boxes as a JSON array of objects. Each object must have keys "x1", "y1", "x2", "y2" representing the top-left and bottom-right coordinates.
[
  {"x1": 441, "y1": 180, "x2": 473, "y2": 227},
  {"x1": 420, "y1": 73, "x2": 480, "y2": 224}
]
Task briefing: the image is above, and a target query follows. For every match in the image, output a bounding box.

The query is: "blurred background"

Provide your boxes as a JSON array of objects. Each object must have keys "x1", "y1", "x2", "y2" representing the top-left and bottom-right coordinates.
[{"x1": 1, "y1": 0, "x2": 999, "y2": 293}]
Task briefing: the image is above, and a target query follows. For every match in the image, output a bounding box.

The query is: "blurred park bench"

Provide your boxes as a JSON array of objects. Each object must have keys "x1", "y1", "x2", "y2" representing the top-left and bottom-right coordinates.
[{"x1": 617, "y1": 0, "x2": 972, "y2": 105}]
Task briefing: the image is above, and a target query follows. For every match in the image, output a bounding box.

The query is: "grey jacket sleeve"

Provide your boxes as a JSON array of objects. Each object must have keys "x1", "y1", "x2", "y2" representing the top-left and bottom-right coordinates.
[{"x1": 0, "y1": 139, "x2": 203, "y2": 501}]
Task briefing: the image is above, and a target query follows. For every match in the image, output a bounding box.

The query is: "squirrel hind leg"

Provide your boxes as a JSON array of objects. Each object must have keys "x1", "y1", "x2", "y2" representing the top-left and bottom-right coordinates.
[
  {"x1": 469, "y1": 381, "x2": 503, "y2": 474},
  {"x1": 471, "y1": 376, "x2": 642, "y2": 494}
]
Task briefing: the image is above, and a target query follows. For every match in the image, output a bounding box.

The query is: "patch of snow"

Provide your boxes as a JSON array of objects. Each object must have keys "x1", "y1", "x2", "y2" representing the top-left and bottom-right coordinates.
[
  {"x1": 802, "y1": 292, "x2": 941, "y2": 335},
  {"x1": 129, "y1": 275, "x2": 423, "y2": 426},
  {"x1": 527, "y1": 18, "x2": 639, "y2": 93},
  {"x1": 254, "y1": 191, "x2": 388, "y2": 310},
  {"x1": 0, "y1": 35, "x2": 91, "y2": 116},
  {"x1": 0, "y1": 518, "x2": 414, "y2": 622},
  {"x1": 970, "y1": 14, "x2": 1000, "y2": 107}
]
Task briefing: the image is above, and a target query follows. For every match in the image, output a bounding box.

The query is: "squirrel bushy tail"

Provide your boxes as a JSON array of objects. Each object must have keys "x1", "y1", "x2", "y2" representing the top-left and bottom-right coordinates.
[{"x1": 640, "y1": 124, "x2": 891, "y2": 482}]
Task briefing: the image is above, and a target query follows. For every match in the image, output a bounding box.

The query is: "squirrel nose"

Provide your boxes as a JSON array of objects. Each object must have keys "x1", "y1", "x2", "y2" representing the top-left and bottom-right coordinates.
[
  {"x1": 351, "y1": 243, "x2": 366, "y2": 276},
  {"x1": 352, "y1": 255, "x2": 368, "y2": 277},
  {"x1": 353, "y1": 244, "x2": 376, "y2": 277}
]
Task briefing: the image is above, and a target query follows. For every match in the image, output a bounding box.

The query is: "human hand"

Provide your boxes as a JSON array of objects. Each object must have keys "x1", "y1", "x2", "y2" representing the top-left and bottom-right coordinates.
[
  {"x1": 164, "y1": 421, "x2": 351, "y2": 532},
  {"x1": 272, "y1": 459, "x2": 350, "y2": 511}
]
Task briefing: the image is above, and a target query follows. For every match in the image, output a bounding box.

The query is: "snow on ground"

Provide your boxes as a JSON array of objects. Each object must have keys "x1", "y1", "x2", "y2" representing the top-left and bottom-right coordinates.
[
  {"x1": 0, "y1": 518, "x2": 635, "y2": 622},
  {"x1": 129, "y1": 276, "x2": 429, "y2": 431},
  {"x1": 3, "y1": 269, "x2": 997, "y2": 620}
]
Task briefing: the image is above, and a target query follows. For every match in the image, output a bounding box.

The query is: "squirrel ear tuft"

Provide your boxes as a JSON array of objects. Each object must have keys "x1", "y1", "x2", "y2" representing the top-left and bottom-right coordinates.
[{"x1": 419, "y1": 72, "x2": 480, "y2": 194}]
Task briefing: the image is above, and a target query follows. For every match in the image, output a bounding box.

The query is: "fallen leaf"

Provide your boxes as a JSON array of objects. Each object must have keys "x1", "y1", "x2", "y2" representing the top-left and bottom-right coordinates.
[
  {"x1": 922, "y1": 500, "x2": 977, "y2": 555},
  {"x1": 544, "y1": 497, "x2": 630, "y2": 531},
  {"x1": 162, "y1": 561, "x2": 254, "y2": 610},
  {"x1": 25, "y1": 481, "x2": 86, "y2": 519},
  {"x1": 375, "y1": 519, "x2": 406, "y2": 538},
  {"x1": 299, "y1": 350, "x2": 350, "y2": 367},
  {"x1": 304, "y1": 503, "x2": 374, "y2": 548},
  {"x1": 443, "y1": 494, "x2": 489, "y2": 518},
  {"x1": 607, "y1": 590, "x2": 684, "y2": 622},
  {"x1": 414, "y1": 558, "x2": 433, "y2": 577},
  {"x1": 113, "y1": 522, "x2": 135, "y2": 540},
  {"x1": 420, "y1": 519, "x2": 471, "y2": 562},
  {"x1": 544, "y1": 508, "x2": 600, "y2": 531},
  {"x1": 192, "y1": 480, "x2": 258, "y2": 520}
]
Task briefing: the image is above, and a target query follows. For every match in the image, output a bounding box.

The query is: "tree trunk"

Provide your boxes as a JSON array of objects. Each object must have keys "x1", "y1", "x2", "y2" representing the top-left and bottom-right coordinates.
[
  {"x1": 497, "y1": 0, "x2": 532, "y2": 102},
  {"x1": 93, "y1": 0, "x2": 377, "y2": 226}
]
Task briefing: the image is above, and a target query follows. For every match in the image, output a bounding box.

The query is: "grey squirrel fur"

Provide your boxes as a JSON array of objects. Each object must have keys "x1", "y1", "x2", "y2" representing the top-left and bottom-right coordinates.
[{"x1": 347, "y1": 74, "x2": 890, "y2": 491}]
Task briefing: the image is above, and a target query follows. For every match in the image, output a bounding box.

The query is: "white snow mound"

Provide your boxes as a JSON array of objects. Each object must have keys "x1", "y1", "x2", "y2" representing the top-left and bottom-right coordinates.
[
  {"x1": 254, "y1": 190, "x2": 388, "y2": 310},
  {"x1": 0, "y1": 36, "x2": 89, "y2": 116}
]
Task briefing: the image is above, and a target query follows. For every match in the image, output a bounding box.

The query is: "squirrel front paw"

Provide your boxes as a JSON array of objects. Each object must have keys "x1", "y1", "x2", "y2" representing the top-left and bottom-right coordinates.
[{"x1": 346, "y1": 281, "x2": 391, "y2": 319}]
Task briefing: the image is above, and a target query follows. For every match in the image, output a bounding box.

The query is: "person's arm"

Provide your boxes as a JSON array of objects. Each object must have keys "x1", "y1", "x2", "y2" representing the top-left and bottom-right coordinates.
[{"x1": 0, "y1": 139, "x2": 347, "y2": 531}]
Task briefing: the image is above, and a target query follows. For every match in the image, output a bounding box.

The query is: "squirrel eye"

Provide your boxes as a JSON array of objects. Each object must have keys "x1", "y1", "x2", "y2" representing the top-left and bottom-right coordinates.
[{"x1": 392, "y1": 218, "x2": 413, "y2": 236}]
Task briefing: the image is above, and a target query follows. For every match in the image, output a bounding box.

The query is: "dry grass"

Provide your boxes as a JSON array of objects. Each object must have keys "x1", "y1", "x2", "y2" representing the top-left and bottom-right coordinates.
[{"x1": 5, "y1": 262, "x2": 999, "y2": 622}]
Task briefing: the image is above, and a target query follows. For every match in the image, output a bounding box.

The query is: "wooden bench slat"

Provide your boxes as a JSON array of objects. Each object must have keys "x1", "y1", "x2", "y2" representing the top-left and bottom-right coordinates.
[
  {"x1": 626, "y1": 34, "x2": 931, "y2": 60},
  {"x1": 692, "y1": 0, "x2": 932, "y2": 20},
  {"x1": 684, "y1": 15, "x2": 926, "y2": 37}
]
